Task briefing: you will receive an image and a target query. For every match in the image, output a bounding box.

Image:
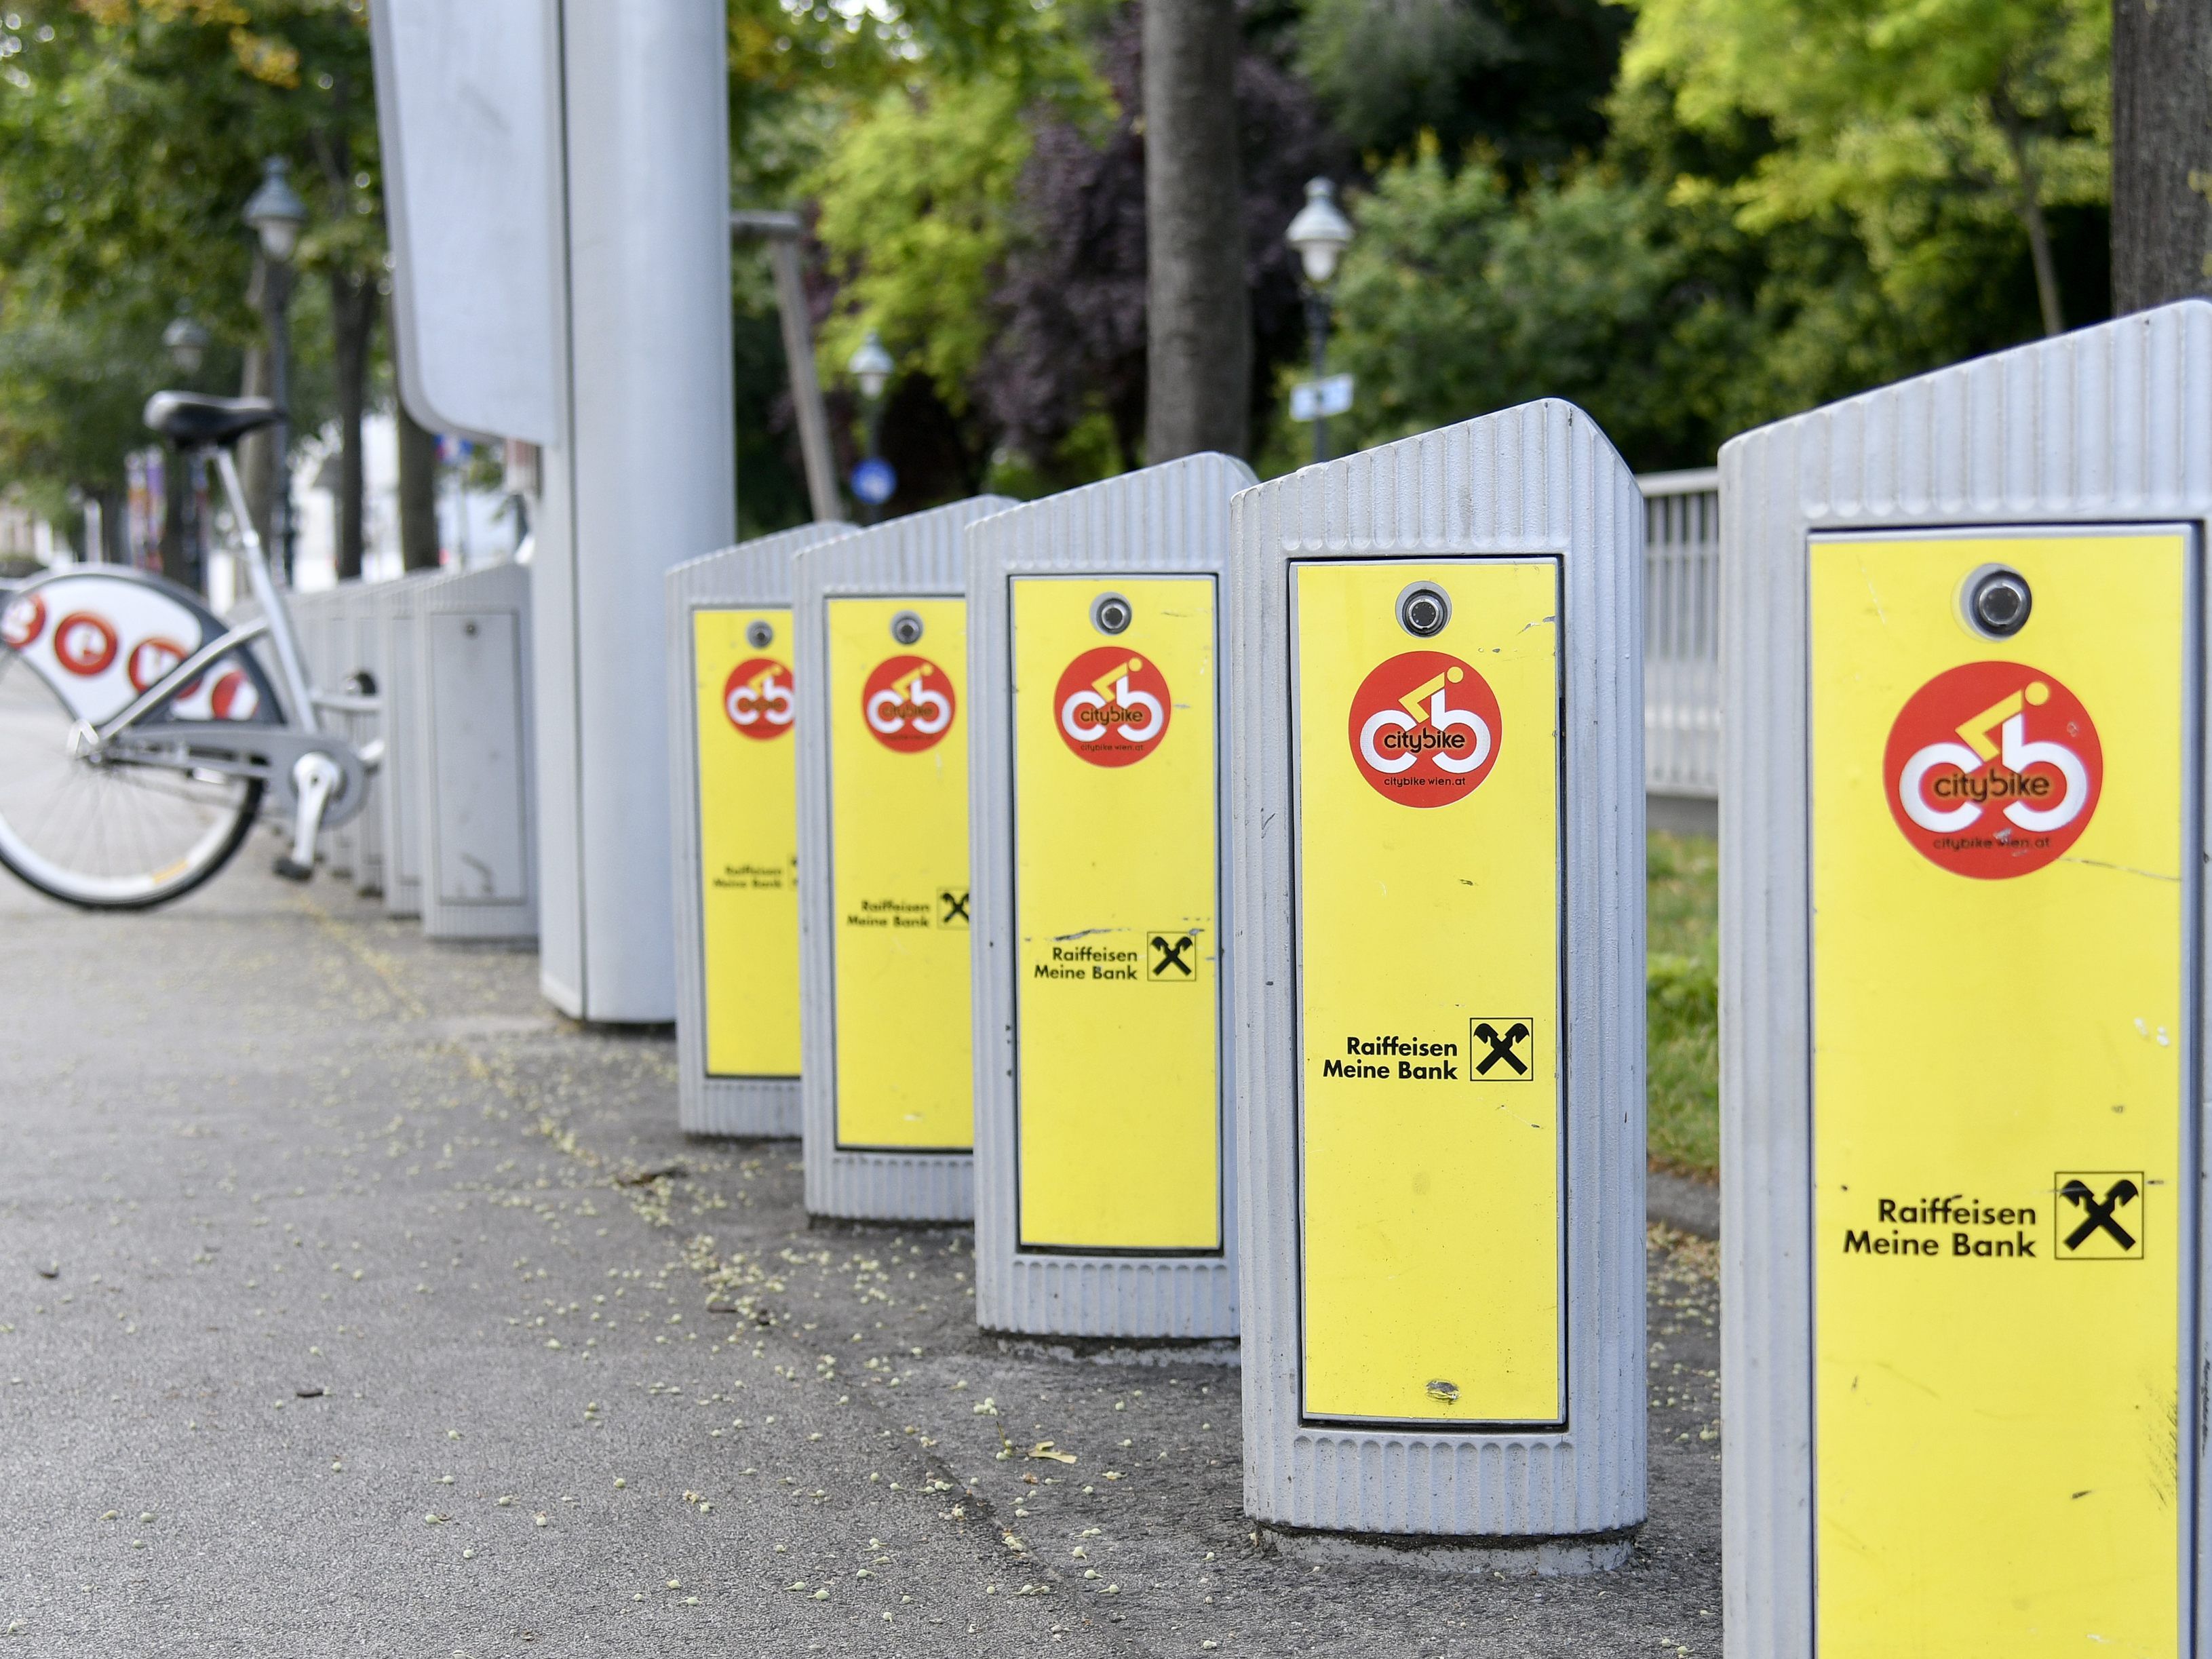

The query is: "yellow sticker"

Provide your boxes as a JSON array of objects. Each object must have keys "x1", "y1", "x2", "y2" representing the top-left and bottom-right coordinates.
[
  {"x1": 826, "y1": 596, "x2": 973, "y2": 1150},
  {"x1": 1012, "y1": 576, "x2": 1220, "y2": 1251},
  {"x1": 1293, "y1": 559, "x2": 1561, "y2": 1425},
  {"x1": 694, "y1": 608, "x2": 800, "y2": 1078},
  {"x1": 1809, "y1": 528, "x2": 2190, "y2": 1656}
]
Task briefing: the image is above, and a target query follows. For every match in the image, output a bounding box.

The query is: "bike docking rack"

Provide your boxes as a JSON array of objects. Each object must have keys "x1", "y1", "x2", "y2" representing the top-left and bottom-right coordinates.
[
  {"x1": 667, "y1": 522, "x2": 852, "y2": 1138},
  {"x1": 324, "y1": 582, "x2": 389, "y2": 896},
  {"x1": 966, "y1": 454, "x2": 1254, "y2": 1340},
  {"x1": 370, "y1": 570, "x2": 446, "y2": 920},
  {"x1": 410, "y1": 562, "x2": 537, "y2": 943},
  {"x1": 1722, "y1": 300, "x2": 2212, "y2": 1652},
  {"x1": 291, "y1": 589, "x2": 352, "y2": 880},
  {"x1": 1225, "y1": 402, "x2": 1647, "y2": 1559},
  {"x1": 794, "y1": 496, "x2": 1015, "y2": 1222}
]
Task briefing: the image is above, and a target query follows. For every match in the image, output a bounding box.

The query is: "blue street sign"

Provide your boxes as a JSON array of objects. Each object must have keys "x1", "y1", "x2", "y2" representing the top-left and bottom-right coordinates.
[{"x1": 851, "y1": 456, "x2": 897, "y2": 506}]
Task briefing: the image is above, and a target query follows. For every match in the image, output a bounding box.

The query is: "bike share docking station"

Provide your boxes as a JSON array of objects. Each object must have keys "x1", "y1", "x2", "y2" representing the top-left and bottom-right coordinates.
[
  {"x1": 667, "y1": 522, "x2": 851, "y2": 1137},
  {"x1": 370, "y1": 570, "x2": 449, "y2": 920},
  {"x1": 1226, "y1": 402, "x2": 1647, "y2": 1555},
  {"x1": 1722, "y1": 301, "x2": 2212, "y2": 1655},
  {"x1": 967, "y1": 454, "x2": 1255, "y2": 1338},
  {"x1": 411, "y1": 562, "x2": 537, "y2": 942},
  {"x1": 794, "y1": 498, "x2": 1015, "y2": 1220}
]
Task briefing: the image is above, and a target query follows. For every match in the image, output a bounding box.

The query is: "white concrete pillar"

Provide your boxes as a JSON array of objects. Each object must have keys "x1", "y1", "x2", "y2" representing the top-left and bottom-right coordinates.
[{"x1": 533, "y1": 0, "x2": 736, "y2": 1020}]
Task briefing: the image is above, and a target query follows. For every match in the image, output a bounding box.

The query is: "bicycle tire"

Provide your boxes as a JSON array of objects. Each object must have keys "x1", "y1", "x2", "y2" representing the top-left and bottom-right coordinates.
[
  {"x1": 0, "y1": 599, "x2": 272, "y2": 910},
  {"x1": 0, "y1": 773, "x2": 266, "y2": 912}
]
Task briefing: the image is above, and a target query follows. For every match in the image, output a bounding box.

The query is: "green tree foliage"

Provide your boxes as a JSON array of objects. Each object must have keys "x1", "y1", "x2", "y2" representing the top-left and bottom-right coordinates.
[
  {"x1": 1624, "y1": 0, "x2": 2107, "y2": 336},
  {"x1": 1292, "y1": 0, "x2": 1627, "y2": 165},
  {"x1": 0, "y1": 1, "x2": 380, "y2": 515}
]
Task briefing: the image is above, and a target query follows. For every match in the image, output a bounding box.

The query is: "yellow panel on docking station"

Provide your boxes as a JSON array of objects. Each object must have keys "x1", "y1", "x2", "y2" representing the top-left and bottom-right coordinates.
[
  {"x1": 1294, "y1": 558, "x2": 1562, "y2": 1426},
  {"x1": 1810, "y1": 528, "x2": 2190, "y2": 1657},
  {"x1": 694, "y1": 608, "x2": 800, "y2": 1079},
  {"x1": 827, "y1": 596, "x2": 973, "y2": 1150},
  {"x1": 1012, "y1": 575, "x2": 1221, "y2": 1250}
]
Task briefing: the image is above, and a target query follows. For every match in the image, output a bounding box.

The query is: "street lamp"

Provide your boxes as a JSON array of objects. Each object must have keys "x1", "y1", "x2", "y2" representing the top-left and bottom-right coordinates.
[
  {"x1": 1285, "y1": 177, "x2": 1354, "y2": 465},
  {"x1": 162, "y1": 317, "x2": 213, "y2": 591},
  {"x1": 846, "y1": 330, "x2": 896, "y2": 524},
  {"x1": 244, "y1": 157, "x2": 307, "y2": 580},
  {"x1": 162, "y1": 317, "x2": 210, "y2": 378}
]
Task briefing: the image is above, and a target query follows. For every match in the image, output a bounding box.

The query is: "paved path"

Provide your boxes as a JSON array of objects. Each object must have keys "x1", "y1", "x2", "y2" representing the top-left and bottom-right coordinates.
[{"x1": 0, "y1": 856, "x2": 1721, "y2": 1656}]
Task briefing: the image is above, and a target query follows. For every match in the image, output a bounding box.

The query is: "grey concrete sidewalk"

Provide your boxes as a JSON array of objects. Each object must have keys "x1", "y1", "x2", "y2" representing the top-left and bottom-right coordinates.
[{"x1": 0, "y1": 855, "x2": 1720, "y2": 1656}]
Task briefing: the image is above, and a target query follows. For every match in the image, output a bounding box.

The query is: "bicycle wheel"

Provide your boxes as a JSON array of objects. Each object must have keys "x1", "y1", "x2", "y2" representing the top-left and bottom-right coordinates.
[{"x1": 0, "y1": 643, "x2": 263, "y2": 910}]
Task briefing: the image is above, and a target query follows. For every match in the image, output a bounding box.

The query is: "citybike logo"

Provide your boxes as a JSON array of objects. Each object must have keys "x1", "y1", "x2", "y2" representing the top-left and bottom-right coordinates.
[
  {"x1": 1053, "y1": 645, "x2": 1171, "y2": 767},
  {"x1": 206, "y1": 669, "x2": 259, "y2": 721},
  {"x1": 1, "y1": 591, "x2": 44, "y2": 650},
  {"x1": 53, "y1": 612, "x2": 118, "y2": 678},
  {"x1": 1344, "y1": 650, "x2": 1503, "y2": 806},
  {"x1": 722, "y1": 656, "x2": 794, "y2": 741},
  {"x1": 128, "y1": 637, "x2": 199, "y2": 698},
  {"x1": 861, "y1": 654, "x2": 956, "y2": 754},
  {"x1": 1884, "y1": 659, "x2": 2101, "y2": 878}
]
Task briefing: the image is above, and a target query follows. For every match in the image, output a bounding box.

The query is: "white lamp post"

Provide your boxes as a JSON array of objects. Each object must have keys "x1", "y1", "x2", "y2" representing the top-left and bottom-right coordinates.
[
  {"x1": 243, "y1": 158, "x2": 307, "y2": 579},
  {"x1": 1285, "y1": 178, "x2": 1355, "y2": 464}
]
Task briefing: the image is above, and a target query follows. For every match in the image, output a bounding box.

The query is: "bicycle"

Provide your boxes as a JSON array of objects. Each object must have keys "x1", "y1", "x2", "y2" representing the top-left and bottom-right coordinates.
[{"x1": 0, "y1": 392, "x2": 378, "y2": 909}]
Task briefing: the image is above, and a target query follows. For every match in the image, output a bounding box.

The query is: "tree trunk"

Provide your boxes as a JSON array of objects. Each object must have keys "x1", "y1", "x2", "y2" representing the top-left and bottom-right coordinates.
[
  {"x1": 237, "y1": 332, "x2": 275, "y2": 556},
  {"x1": 2113, "y1": 0, "x2": 2212, "y2": 314},
  {"x1": 397, "y1": 401, "x2": 441, "y2": 572},
  {"x1": 157, "y1": 446, "x2": 189, "y2": 586},
  {"x1": 330, "y1": 272, "x2": 374, "y2": 580},
  {"x1": 1142, "y1": 0, "x2": 1251, "y2": 462},
  {"x1": 98, "y1": 486, "x2": 128, "y2": 564},
  {"x1": 1991, "y1": 90, "x2": 2064, "y2": 337}
]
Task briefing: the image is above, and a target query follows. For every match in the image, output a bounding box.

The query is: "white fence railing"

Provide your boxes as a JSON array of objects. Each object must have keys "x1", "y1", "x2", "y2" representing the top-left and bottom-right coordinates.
[{"x1": 1639, "y1": 468, "x2": 1720, "y2": 799}]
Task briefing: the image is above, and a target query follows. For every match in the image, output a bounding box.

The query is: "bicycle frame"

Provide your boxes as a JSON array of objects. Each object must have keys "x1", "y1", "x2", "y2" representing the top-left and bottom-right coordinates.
[
  {"x1": 70, "y1": 442, "x2": 374, "y2": 870},
  {"x1": 97, "y1": 447, "x2": 318, "y2": 743}
]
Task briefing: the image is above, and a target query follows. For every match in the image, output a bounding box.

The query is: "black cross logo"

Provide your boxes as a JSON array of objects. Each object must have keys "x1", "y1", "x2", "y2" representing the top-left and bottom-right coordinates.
[
  {"x1": 2058, "y1": 1175, "x2": 2142, "y2": 1257},
  {"x1": 1150, "y1": 932, "x2": 1196, "y2": 981},
  {"x1": 1469, "y1": 1018, "x2": 1533, "y2": 1080},
  {"x1": 938, "y1": 888, "x2": 969, "y2": 928}
]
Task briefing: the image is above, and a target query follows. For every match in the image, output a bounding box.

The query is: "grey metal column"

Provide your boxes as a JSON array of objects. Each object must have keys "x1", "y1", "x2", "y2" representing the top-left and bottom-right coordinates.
[
  {"x1": 794, "y1": 497, "x2": 1015, "y2": 1221},
  {"x1": 669, "y1": 521, "x2": 851, "y2": 1137},
  {"x1": 967, "y1": 454, "x2": 1254, "y2": 1338},
  {"x1": 531, "y1": 0, "x2": 736, "y2": 1020},
  {"x1": 374, "y1": 570, "x2": 444, "y2": 920},
  {"x1": 417, "y1": 562, "x2": 537, "y2": 943},
  {"x1": 1720, "y1": 301, "x2": 2212, "y2": 1656},
  {"x1": 1227, "y1": 402, "x2": 1646, "y2": 1550}
]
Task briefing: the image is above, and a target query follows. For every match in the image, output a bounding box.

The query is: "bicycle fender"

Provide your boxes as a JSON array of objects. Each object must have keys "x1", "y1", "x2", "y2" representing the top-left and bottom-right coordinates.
[{"x1": 1, "y1": 567, "x2": 282, "y2": 728}]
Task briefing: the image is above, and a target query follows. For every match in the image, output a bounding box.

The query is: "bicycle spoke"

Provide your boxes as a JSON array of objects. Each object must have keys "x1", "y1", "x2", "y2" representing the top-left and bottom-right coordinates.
[{"x1": 0, "y1": 638, "x2": 258, "y2": 904}]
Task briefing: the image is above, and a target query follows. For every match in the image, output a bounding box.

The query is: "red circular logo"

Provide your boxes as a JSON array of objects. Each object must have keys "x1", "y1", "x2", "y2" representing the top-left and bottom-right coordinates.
[
  {"x1": 1, "y1": 591, "x2": 44, "y2": 650},
  {"x1": 210, "y1": 668, "x2": 259, "y2": 722},
  {"x1": 1053, "y1": 645, "x2": 1171, "y2": 766},
  {"x1": 1884, "y1": 660, "x2": 2101, "y2": 878},
  {"x1": 1346, "y1": 650, "x2": 1503, "y2": 806},
  {"x1": 860, "y1": 655, "x2": 956, "y2": 753},
  {"x1": 53, "y1": 612, "x2": 118, "y2": 677},
  {"x1": 127, "y1": 636, "x2": 199, "y2": 697},
  {"x1": 723, "y1": 656, "x2": 794, "y2": 740}
]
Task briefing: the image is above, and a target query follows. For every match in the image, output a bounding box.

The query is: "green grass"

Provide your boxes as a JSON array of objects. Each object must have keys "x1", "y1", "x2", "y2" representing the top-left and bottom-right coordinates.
[{"x1": 1647, "y1": 829, "x2": 1718, "y2": 1177}]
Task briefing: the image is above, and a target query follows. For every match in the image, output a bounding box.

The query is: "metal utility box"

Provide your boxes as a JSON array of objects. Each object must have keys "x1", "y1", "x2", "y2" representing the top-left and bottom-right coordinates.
[
  {"x1": 1226, "y1": 402, "x2": 1647, "y2": 1549},
  {"x1": 414, "y1": 562, "x2": 537, "y2": 941},
  {"x1": 373, "y1": 570, "x2": 442, "y2": 919},
  {"x1": 337, "y1": 582, "x2": 387, "y2": 896},
  {"x1": 793, "y1": 496, "x2": 1014, "y2": 1221},
  {"x1": 667, "y1": 521, "x2": 851, "y2": 1138},
  {"x1": 1722, "y1": 301, "x2": 2212, "y2": 1656},
  {"x1": 967, "y1": 454, "x2": 1254, "y2": 1337}
]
